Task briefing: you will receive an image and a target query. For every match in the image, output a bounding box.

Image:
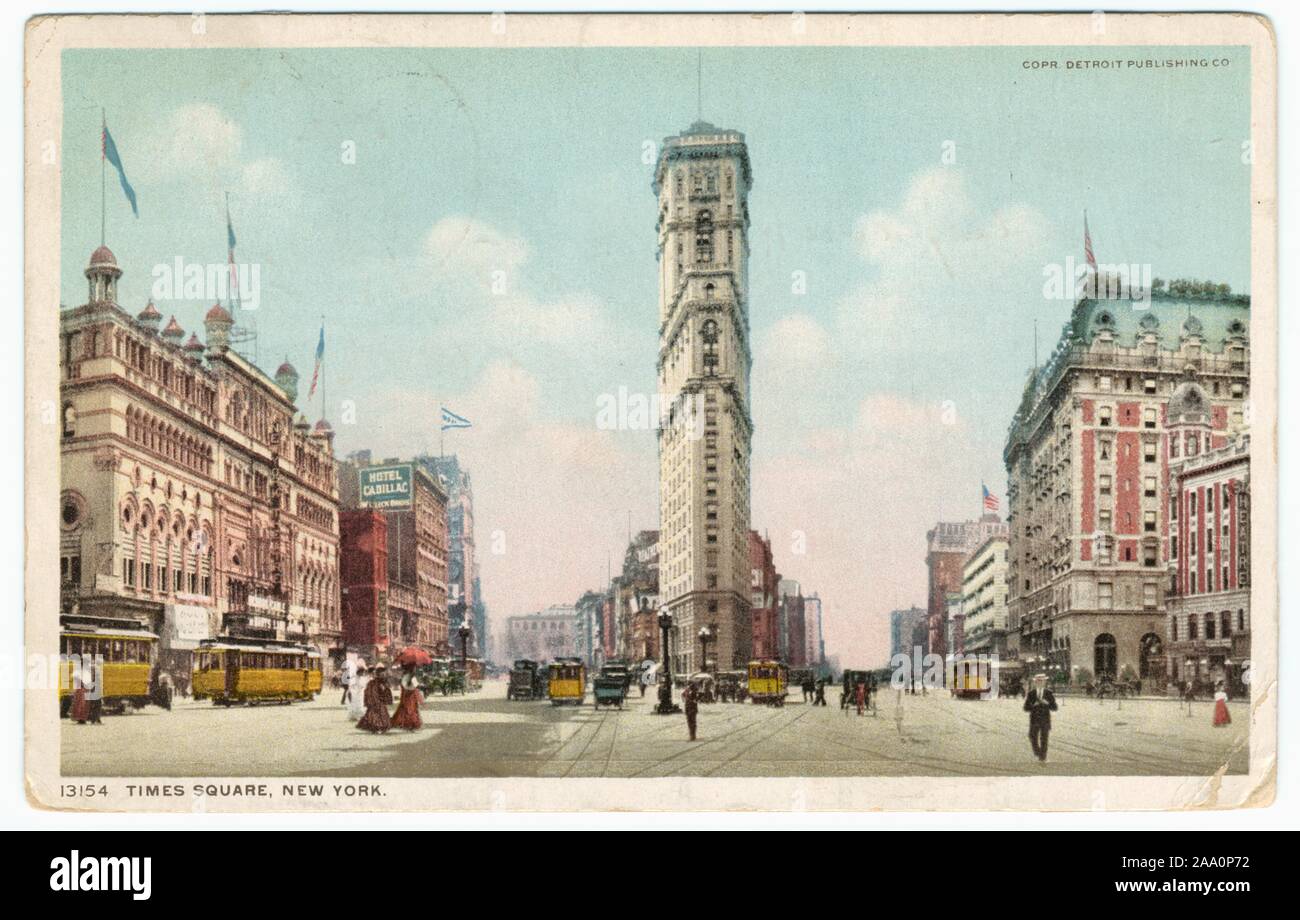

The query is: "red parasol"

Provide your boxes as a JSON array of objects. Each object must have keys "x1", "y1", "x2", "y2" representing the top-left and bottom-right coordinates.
[{"x1": 394, "y1": 646, "x2": 433, "y2": 668}]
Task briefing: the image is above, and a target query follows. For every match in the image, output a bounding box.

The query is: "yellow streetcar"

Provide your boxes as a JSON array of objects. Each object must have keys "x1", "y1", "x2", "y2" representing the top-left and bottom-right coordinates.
[
  {"x1": 191, "y1": 637, "x2": 323, "y2": 705},
  {"x1": 947, "y1": 655, "x2": 993, "y2": 700},
  {"x1": 748, "y1": 659, "x2": 789, "y2": 707},
  {"x1": 58, "y1": 615, "x2": 160, "y2": 716},
  {"x1": 547, "y1": 657, "x2": 587, "y2": 706}
]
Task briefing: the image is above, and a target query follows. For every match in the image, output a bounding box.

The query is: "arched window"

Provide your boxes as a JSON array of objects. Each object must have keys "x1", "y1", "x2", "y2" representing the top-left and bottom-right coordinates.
[
  {"x1": 1094, "y1": 633, "x2": 1117, "y2": 679},
  {"x1": 61, "y1": 403, "x2": 76, "y2": 438},
  {"x1": 1139, "y1": 633, "x2": 1164, "y2": 679},
  {"x1": 701, "y1": 320, "x2": 719, "y2": 376}
]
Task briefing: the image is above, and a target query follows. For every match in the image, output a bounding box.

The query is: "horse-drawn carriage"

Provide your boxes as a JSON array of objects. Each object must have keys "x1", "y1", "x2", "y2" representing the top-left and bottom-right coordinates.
[
  {"x1": 415, "y1": 659, "x2": 463, "y2": 697},
  {"x1": 506, "y1": 658, "x2": 546, "y2": 701},
  {"x1": 716, "y1": 670, "x2": 748, "y2": 703},
  {"x1": 592, "y1": 675, "x2": 627, "y2": 710}
]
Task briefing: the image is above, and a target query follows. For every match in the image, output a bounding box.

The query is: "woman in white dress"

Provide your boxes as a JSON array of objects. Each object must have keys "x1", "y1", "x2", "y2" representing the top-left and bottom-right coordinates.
[{"x1": 347, "y1": 666, "x2": 370, "y2": 721}]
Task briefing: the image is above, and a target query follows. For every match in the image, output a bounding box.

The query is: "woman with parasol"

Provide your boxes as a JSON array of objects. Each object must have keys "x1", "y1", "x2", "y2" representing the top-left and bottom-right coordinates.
[
  {"x1": 391, "y1": 646, "x2": 430, "y2": 731},
  {"x1": 356, "y1": 663, "x2": 393, "y2": 733}
]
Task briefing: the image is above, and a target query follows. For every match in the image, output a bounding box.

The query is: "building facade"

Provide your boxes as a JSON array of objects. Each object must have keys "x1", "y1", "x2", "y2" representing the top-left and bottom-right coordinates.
[
  {"x1": 338, "y1": 509, "x2": 388, "y2": 658},
  {"x1": 574, "y1": 589, "x2": 605, "y2": 671},
  {"x1": 655, "y1": 121, "x2": 754, "y2": 674},
  {"x1": 748, "y1": 530, "x2": 780, "y2": 660},
  {"x1": 803, "y1": 593, "x2": 824, "y2": 671},
  {"x1": 59, "y1": 246, "x2": 342, "y2": 679},
  {"x1": 961, "y1": 535, "x2": 1010, "y2": 659},
  {"x1": 926, "y1": 517, "x2": 1007, "y2": 659},
  {"x1": 417, "y1": 455, "x2": 483, "y2": 657},
  {"x1": 338, "y1": 457, "x2": 450, "y2": 658},
  {"x1": 889, "y1": 607, "x2": 927, "y2": 662},
  {"x1": 778, "y1": 580, "x2": 806, "y2": 668},
  {"x1": 503, "y1": 605, "x2": 579, "y2": 663},
  {"x1": 1004, "y1": 282, "x2": 1250, "y2": 687},
  {"x1": 1165, "y1": 395, "x2": 1251, "y2": 695}
]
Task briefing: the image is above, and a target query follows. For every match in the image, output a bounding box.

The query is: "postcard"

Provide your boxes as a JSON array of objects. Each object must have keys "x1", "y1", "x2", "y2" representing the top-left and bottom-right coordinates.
[{"x1": 24, "y1": 12, "x2": 1277, "y2": 811}]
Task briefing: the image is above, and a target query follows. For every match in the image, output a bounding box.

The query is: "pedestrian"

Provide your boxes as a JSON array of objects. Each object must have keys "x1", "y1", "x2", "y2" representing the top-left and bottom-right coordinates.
[
  {"x1": 1212, "y1": 681, "x2": 1231, "y2": 727},
  {"x1": 1024, "y1": 672, "x2": 1057, "y2": 762},
  {"x1": 854, "y1": 679, "x2": 866, "y2": 716},
  {"x1": 683, "y1": 682, "x2": 699, "y2": 741},
  {"x1": 1182, "y1": 679, "x2": 1196, "y2": 717},
  {"x1": 340, "y1": 658, "x2": 354, "y2": 706},
  {"x1": 69, "y1": 663, "x2": 91, "y2": 724},
  {"x1": 347, "y1": 666, "x2": 369, "y2": 721},
  {"x1": 156, "y1": 670, "x2": 174, "y2": 711},
  {"x1": 814, "y1": 679, "x2": 827, "y2": 706},
  {"x1": 357, "y1": 663, "x2": 393, "y2": 734},
  {"x1": 391, "y1": 664, "x2": 423, "y2": 731},
  {"x1": 639, "y1": 676, "x2": 647, "y2": 698}
]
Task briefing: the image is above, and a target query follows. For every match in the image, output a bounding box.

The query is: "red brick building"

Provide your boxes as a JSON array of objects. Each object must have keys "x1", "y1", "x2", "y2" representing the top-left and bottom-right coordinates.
[
  {"x1": 339, "y1": 509, "x2": 388, "y2": 657},
  {"x1": 748, "y1": 531, "x2": 780, "y2": 660},
  {"x1": 926, "y1": 517, "x2": 1006, "y2": 659},
  {"x1": 1165, "y1": 391, "x2": 1250, "y2": 694},
  {"x1": 1005, "y1": 283, "x2": 1249, "y2": 687}
]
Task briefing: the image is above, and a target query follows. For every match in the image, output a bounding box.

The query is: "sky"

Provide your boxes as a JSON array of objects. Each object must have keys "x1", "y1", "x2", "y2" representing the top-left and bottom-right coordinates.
[{"x1": 61, "y1": 45, "x2": 1252, "y2": 666}]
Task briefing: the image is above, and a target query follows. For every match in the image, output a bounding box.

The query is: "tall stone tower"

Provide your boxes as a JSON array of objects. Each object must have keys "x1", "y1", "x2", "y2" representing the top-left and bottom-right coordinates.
[{"x1": 654, "y1": 121, "x2": 753, "y2": 673}]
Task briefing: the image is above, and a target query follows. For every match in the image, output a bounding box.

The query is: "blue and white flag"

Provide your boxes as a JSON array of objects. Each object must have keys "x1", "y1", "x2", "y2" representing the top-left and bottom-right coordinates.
[
  {"x1": 441, "y1": 407, "x2": 472, "y2": 431},
  {"x1": 102, "y1": 120, "x2": 138, "y2": 217}
]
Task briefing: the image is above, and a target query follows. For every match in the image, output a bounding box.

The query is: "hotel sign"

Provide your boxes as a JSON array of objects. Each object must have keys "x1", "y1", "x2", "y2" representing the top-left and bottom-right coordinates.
[{"x1": 359, "y1": 463, "x2": 413, "y2": 509}]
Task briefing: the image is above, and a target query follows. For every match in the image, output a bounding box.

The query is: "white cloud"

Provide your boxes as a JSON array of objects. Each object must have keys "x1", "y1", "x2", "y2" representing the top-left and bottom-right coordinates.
[
  {"x1": 138, "y1": 103, "x2": 294, "y2": 205},
  {"x1": 750, "y1": 170, "x2": 1050, "y2": 667},
  {"x1": 424, "y1": 215, "x2": 530, "y2": 282},
  {"x1": 419, "y1": 216, "x2": 610, "y2": 352},
  {"x1": 758, "y1": 313, "x2": 833, "y2": 372}
]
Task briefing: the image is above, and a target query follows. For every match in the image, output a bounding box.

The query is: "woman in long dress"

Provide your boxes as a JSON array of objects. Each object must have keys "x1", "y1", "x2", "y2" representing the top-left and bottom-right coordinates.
[
  {"x1": 70, "y1": 664, "x2": 94, "y2": 723},
  {"x1": 391, "y1": 665, "x2": 423, "y2": 731},
  {"x1": 347, "y1": 666, "x2": 370, "y2": 721},
  {"x1": 1213, "y1": 681, "x2": 1232, "y2": 727},
  {"x1": 356, "y1": 664, "x2": 393, "y2": 733}
]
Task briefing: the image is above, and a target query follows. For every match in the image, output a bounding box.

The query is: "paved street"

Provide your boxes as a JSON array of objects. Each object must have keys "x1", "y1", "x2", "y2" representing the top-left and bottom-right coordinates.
[{"x1": 61, "y1": 679, "x2": 1249, "y2": 778}]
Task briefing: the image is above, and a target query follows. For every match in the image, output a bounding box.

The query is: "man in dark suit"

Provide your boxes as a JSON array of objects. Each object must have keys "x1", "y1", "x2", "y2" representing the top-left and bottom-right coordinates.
[{"x1": 1024, "y1": 673, "x2": 1058, "y2": 762}]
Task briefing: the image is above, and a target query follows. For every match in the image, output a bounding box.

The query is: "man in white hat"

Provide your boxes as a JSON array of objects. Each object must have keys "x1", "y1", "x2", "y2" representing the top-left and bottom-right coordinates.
[{"x1": 1023, "y1": 673, "x2": 1058, "y2": 762}]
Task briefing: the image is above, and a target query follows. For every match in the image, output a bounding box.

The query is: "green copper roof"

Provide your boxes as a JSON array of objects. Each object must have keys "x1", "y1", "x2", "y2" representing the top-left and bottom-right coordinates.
[{"x1": 1068, "y1": 289, "x2": 1250, "y2": 353}]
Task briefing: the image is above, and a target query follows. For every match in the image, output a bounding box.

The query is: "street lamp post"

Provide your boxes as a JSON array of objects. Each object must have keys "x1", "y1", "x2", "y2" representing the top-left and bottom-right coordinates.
[
  {"x1": 698, "y1": 625, "x2": 713, "y2": 676},
  {"x1": 458, "y1": 619, "x2": 471, "y2": 694},
  {"x1": 655, "y1": 609, "x2": 680, "y2": 715},
  {"x1": 460, "y1": 621, "x2": 475, "y2": 670}
]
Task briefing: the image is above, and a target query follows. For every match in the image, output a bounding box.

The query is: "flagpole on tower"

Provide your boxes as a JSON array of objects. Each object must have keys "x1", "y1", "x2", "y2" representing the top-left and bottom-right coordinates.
[
  {"x1": 100, "y1": 109, "x2": 106, "y2": 246},
  {"x1": 320, "y1": 313, "x2": 326, "y2": 423}
]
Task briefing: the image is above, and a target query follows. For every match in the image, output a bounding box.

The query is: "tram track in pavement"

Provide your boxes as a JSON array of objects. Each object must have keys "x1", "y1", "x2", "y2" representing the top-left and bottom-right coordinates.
[
  {"x1": 925, "y1": 696, "x2": 1242, "y2": 775},
  {"x1": 700, "y1": 704, "x2": 817, "y2": 777},
  {"x1": 620, "y1": 702, "x2": 804, "y2": 778}
]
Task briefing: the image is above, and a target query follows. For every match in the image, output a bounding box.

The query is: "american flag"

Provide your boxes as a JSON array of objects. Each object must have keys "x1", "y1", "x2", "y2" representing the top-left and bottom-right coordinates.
[
  {"x1": 982, "y1": 483, "x2": 999, "y2": 513},
  {"x1": 1084, "y1": 212, "x2": 1097, "y2": 270},
  {"x1": 308, "y1": 325, "x2": 324, "y2": 398}
]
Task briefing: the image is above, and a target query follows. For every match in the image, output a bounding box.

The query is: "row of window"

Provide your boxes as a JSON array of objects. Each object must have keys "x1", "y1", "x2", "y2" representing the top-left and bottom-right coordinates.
[
  {"x1": 122, "y1": 558, "x2": 213, "y2": 597},
  {"x1": 1170, "y1": 609, "x2": 1246, "y2": 642}
]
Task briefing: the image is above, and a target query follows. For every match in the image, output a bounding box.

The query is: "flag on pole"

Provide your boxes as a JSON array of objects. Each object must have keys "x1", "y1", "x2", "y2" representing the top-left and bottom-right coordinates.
[
  {"x1": 308, "y1": 326, "x2": 325, "y2": 398},
  {"x1": 1083, "y1": 212, "x2": 1097, "y2": 271},
  {"x1": 982, "y1": 483, "x2": 1000, "y2": 513},
  {"x1": 441, "y1": 408, "x2": 472, "y2": 431},
  {"x1": 226, "y1": 203, "x2": 239, "y2": 295},
  {"x1": 102, "y1": 120, "x2": 138, "y2": 217}
]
